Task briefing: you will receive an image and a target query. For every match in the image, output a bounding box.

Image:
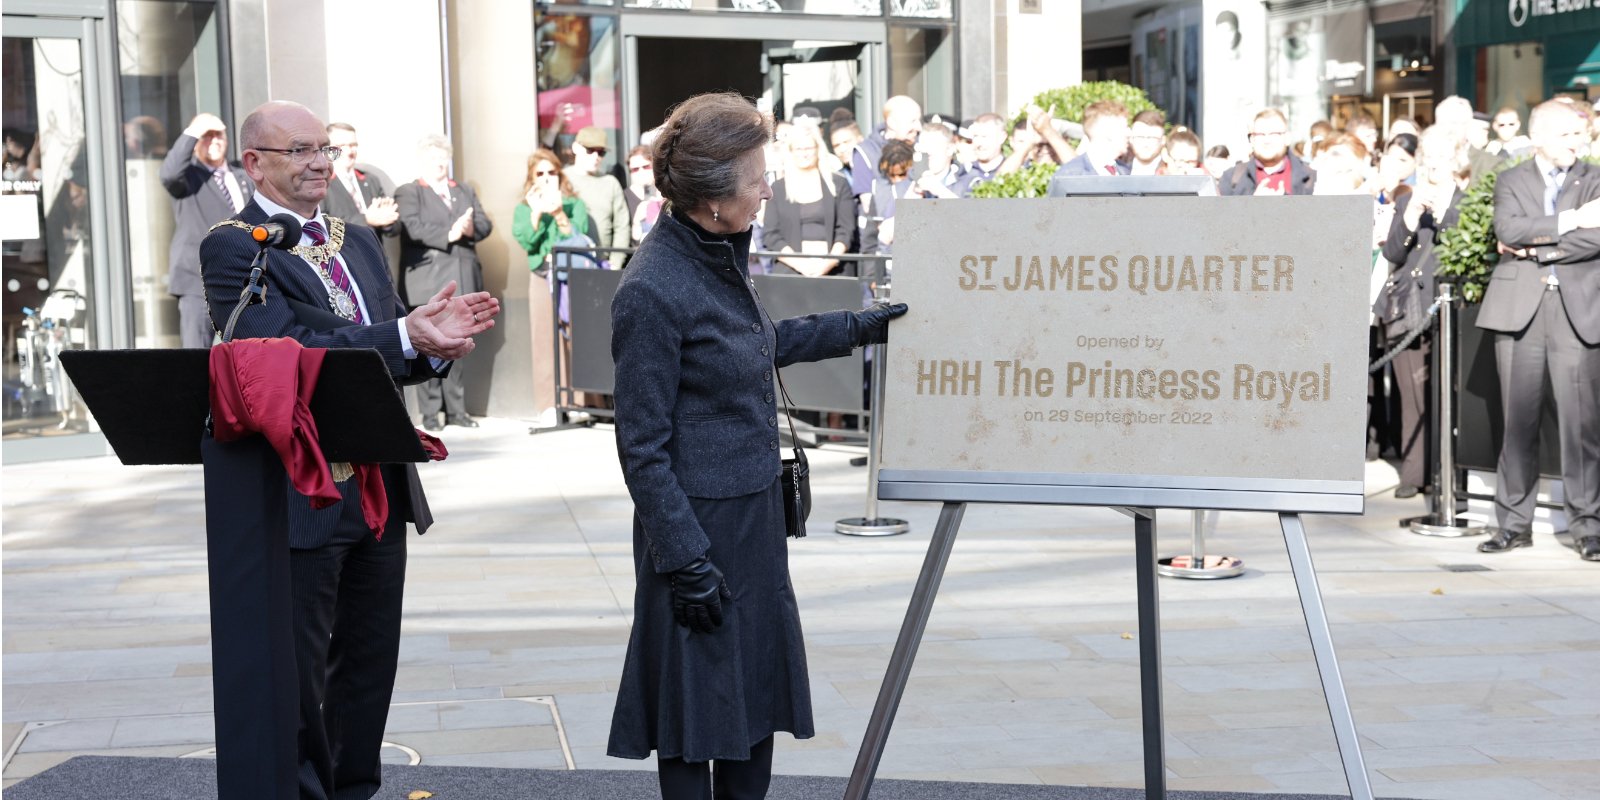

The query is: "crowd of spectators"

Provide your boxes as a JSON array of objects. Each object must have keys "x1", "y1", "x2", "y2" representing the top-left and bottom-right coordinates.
[
  {"x1": 241, "y1": 91, "x2": 1600, "y2": 517},
  {"x1": 505, "y1": 92, "x2": 1600, "y2": 288}
]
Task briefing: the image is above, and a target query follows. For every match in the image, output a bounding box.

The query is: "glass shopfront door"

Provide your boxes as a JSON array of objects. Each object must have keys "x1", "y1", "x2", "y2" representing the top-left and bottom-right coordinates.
[
  {"x1": 620, "y1": 13, "x2": 887, "y2": 147},
  {"x1": 2, "y1": 17, "x2": 107, "y2": 450}
]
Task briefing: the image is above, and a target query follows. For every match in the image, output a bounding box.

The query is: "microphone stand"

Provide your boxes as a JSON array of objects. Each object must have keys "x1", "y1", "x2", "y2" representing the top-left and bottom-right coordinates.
[{"x1": 221, "y1": 246, "x2": 270, "y2": 344}]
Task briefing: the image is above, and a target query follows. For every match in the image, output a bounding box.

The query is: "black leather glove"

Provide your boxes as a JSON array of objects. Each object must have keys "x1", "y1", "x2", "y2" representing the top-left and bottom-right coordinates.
[
  {"x1": 849, "y1": 302, "x2": 909, "y2": 346},
  {"x1": 669, "y1": 556, "x2": 729, "y2": 633}
]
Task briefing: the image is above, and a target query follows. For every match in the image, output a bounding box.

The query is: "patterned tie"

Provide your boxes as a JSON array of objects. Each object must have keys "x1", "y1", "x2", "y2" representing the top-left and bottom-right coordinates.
[
  {"x1": 1545, "y1": 167, "x2": 1566, "y2": 215},
  {"x1": 214, "y1": 168, "x2": 243, "y2": 212},
  {"x1": 1546, "y1": 168, "x2": 1566, "y2": 287},
  {"x1": 301, "y1": 220, "x2": 365, "y2": 324}
]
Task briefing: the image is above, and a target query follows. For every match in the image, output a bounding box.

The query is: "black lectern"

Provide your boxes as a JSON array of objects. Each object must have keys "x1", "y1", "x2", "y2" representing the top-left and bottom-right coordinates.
[{"x1": 61, "y1": 347, "x2": 426, "y2": 800}]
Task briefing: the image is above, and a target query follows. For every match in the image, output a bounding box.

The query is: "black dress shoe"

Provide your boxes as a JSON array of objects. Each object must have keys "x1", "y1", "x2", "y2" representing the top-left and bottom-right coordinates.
[
  {"x1": 1393, "y1": 484, "x2": 1420, "y2": 499},
  {"x1": 1577, "y1": 536, "x2": 1600, "y2": 562},
  {"x1": 446, "y1": 415, "x2": 479, "y2": 428},
  {"x1": 422, "y1": 416, "x2": 444, "y2": 432},
  {"x1": 1477, "y1": 528, "x2": 1532, "y2": 553}
]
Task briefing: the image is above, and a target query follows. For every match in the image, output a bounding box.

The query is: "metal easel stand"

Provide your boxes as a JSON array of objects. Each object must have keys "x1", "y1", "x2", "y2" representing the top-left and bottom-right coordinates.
[
  {"x1": 1156, "y1": 509, "x2": 1244, "y2": 579},
  {"x1": 1408, "y1": 282, "x2": 1487, "y2": 537},
  {"x1": 836, "y1": 284, "x2": 909, "y2": 537},
  {"x1": 841, "y1": 505, "x2": 1374, "y2": 800}
]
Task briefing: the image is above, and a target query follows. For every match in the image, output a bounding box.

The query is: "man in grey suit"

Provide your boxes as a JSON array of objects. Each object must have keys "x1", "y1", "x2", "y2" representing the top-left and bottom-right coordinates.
[
  {"x1": 1476, "y1": 98, "x2": 1600, "y2": 561},
  {"x1": 395, "y1": 135, "x2": 493, "y2": 431},
  {"x1": 161, "y1": 112, "x2": 253, "y2": 348}
]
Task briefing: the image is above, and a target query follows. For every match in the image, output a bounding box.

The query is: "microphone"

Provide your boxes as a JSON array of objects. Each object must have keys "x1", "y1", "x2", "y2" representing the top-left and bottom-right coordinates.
[{"x1": 250, "y1": 213, "x2": 303, "y2": 250}]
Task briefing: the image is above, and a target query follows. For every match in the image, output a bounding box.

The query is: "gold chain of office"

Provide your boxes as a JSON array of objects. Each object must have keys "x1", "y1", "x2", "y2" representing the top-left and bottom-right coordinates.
[
  {"x1": 210, "y1": 215, "x2": 348, "y2": 266},
  {"x1": 211, "y1": 215, "x2": 360, "y2": 320}
]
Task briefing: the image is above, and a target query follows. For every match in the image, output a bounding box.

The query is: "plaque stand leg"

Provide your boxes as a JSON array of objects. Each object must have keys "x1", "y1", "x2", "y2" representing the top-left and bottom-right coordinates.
[
  {"x1": 1131, "y1": 508, "x2": 1167, "y2": 797},
  {"x1": 1279, "y1": 512, "x2": 1374, "y2": 800},
  {"x1": 841, "y1": 508, "x2": 1376, "y2": 800},
  {"x1": 843, "y1": 501, "x2": 964, "y2": 799}
]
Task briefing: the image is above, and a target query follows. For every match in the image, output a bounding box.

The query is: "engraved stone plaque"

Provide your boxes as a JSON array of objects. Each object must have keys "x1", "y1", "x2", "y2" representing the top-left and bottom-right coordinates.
[{"x1": 880, "y1": 196, "x2": 1371, "y2": 488}]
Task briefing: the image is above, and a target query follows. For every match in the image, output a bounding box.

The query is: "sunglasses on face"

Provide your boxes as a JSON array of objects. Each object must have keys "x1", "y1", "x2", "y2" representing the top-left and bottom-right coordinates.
[
  {"x1": 629, "y1": 163, "x2": 652, "y2": 172},
  {"x1": 584, "y1": 147, "x2": 607, "y2": 157}
]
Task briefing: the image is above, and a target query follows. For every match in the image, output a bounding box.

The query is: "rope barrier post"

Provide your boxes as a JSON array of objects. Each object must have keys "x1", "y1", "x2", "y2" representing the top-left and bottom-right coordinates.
[
  {"x1": 1411, "y1": 281, "x2": 1487, "y2": 537},
  {"x1": 837, "y1": 280, "x2": 910, "y2": 537}
]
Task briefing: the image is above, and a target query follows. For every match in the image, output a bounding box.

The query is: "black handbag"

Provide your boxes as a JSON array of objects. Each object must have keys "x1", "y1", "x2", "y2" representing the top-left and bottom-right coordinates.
[{"x1": 776, "y1": 369, "x2": 811, "y2": 538}]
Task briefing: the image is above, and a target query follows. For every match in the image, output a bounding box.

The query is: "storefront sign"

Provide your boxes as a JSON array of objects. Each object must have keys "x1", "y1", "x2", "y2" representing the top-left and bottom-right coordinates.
[
  {"x1": 1457, "y1": 0, "x2": 1600, "y2": 45},
  {"x1": 1509, "y1": 0, "x2": 1596, "y2": 28},
  {"x1": 880, "y1": 196, "x2": 1371, "y2": 485}
]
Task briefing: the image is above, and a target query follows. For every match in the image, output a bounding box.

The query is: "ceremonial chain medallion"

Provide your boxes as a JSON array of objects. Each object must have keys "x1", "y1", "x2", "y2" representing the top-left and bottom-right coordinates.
[
  {"x1": 295, "y1": 217, "x2": 358, "y2": 321},
  {"x1": 213, "y1": 215, "x2": 357, "y2": 320}
]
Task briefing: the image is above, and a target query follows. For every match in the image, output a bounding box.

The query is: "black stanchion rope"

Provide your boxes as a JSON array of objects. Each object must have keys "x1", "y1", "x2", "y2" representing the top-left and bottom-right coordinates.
[{"x1": 1368, "y1": 295, "x2": 1444, "y2": 374}]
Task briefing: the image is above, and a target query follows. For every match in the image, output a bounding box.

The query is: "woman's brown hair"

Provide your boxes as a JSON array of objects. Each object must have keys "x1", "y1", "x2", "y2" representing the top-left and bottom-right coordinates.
[
  {"x1": 651, "y1": 92, "x2": 772, "y2": 212},
  {"x1": 522, "y1": 148, "x2": 575, "y2": 199}
]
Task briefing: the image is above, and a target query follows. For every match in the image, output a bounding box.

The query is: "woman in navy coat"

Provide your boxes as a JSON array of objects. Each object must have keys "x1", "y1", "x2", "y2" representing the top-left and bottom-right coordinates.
[{"x1": 606, "y1": 92, "x2": 906, "y2": 800}]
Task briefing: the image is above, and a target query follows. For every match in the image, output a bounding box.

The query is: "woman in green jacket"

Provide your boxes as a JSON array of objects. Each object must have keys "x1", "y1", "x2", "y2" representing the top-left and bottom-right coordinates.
[
  {"x1": 513, "y1": 147, "x2": 596, "y2": 272},
  {"x1": 515, "y1": 147, "x2": 597, "y2": 419}
]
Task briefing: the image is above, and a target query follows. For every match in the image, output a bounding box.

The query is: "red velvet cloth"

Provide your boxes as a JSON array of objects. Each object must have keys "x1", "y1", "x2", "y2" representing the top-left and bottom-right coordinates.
[{"x1": 208, "y1": 338, "x2": 388, "y2": 536}]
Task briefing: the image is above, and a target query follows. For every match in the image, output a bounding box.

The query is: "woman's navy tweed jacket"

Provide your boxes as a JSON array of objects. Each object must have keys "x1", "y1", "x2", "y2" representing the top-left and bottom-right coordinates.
[{"x1": 610, "y1": 210, "x2": 856, "y2": 574}]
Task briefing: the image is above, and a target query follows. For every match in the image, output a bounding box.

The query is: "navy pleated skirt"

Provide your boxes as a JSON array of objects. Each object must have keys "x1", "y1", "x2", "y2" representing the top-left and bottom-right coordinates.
[{"x1": 607, "y1": 475, "x2": 814, "y2": 763}]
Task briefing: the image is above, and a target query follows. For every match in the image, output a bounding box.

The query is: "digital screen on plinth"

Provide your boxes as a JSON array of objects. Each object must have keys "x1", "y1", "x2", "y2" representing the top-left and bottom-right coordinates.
[{"x1": 880, "y1": 196, "x2": 1370, "y2": 493}]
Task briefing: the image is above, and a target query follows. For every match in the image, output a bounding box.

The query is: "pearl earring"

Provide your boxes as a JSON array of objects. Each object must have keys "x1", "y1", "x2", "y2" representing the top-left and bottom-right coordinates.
[{"x1": 713, "y1": 209, "x2": 720, "y2": 222}]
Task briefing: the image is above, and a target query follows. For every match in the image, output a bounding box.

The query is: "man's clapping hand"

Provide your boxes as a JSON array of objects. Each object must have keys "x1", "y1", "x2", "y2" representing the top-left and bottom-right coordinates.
[
  {"x1": 448, "y1": 209, "x2": 475, "y2": 242},
  {"x1": 404, "y1": 281, "x2": 501, "y2": 361},
  {"x1": 364, "y1": 196, "x2": 399, "y2": 228}
]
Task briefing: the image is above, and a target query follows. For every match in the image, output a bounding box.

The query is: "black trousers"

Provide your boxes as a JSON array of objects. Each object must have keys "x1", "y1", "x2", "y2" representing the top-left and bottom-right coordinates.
[
  {"x1": 179, "y1": 293, "x2": 215, "y2": 348},
  {"x1": 289, "y1": 478, "x2": 408, "y2": 800},
  {"x1": 1493, "y1": 289, "x2": 1600, "y2": 539},
  {"x1": 1391, "y1": 337, "x2": 1432, "y2": 490},
  {"x1": 417, "y1": 361, "x2": 466, "y2": 419},
  {"x1": 657, "y1": 736, "x2": 775, "y2": 800}
]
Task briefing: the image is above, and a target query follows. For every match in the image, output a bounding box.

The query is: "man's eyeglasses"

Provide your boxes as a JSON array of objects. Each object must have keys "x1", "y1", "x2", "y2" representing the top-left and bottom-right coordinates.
[
  {"x1": 1248, "y1": 131, "x2": 1286, "y2": 140},
  {"x1": 253, "y1": 145, "x2": 341, "y2": 163}
]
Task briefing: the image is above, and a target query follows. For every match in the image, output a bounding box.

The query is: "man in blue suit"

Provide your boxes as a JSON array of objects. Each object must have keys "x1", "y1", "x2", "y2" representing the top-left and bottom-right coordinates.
[
  {"x1": 1055, "y1": 100, "x2": 1132, "y2": 178},
  {"x1": 200, "y1": 100, "x2": 500, "y2": 799}
]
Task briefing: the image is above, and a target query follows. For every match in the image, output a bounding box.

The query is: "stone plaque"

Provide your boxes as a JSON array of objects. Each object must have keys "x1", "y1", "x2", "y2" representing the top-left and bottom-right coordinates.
[{"x1": 880, "y1": 196, "x2": 1370, "y2": 487}]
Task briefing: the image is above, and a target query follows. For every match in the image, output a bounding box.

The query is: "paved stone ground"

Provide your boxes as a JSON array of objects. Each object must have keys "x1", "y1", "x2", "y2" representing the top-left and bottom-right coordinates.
[{"x1": 4, "y1": 417, "x2": 1597, "y2": 798}]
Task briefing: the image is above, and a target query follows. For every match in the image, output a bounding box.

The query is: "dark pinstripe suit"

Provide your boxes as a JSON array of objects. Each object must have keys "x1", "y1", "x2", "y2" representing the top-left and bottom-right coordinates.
[{"x1": 201, "y1": 198, "x2": 443, "y2": 799}]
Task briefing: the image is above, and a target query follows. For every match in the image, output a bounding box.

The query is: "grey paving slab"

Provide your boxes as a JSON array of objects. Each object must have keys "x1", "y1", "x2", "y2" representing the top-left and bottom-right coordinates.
[{"x1": 4, "y1": 418, "x2": 1598, "y2": 797}]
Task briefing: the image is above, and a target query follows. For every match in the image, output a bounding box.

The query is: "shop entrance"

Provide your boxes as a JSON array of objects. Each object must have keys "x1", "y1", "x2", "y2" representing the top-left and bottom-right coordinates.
[
  {"x1": 622, "y1": 14, "x2": 885, "y2": 144},
  {"x1": 2, "y1": 13, "x2": 121, "y2": 459}
]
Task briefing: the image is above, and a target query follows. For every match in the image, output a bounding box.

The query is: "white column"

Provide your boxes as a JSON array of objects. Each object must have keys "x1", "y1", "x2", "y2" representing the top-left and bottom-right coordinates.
[
  {"x1": 1201, "y1": 0, "x2": 1267, "y2": 158},
  {"x1": 321, "y1": 0, "x2": 446, "y2": 186},
  {"x1": 995, "y1": 0, "x2": 1082, "y2": 116}
]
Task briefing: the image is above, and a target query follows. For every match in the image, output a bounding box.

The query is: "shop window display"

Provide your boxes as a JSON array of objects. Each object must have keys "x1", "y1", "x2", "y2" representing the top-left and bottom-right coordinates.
[{"x1": 2, "y1": 36, "x2": 95, "y2": 438}]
